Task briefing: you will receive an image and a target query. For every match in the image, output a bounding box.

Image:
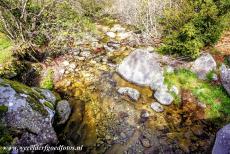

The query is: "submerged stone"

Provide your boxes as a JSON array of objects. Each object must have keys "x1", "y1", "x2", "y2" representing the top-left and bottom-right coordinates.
[
  {"x1": 150, "y1": 102, "x2": 164, "y2": 112},
  {"x1": 56, "y1": 100, "x2": 71, "y2": 124},
  {"x1": 117, "y1": 87, "x2": 140, "y2": 101}
]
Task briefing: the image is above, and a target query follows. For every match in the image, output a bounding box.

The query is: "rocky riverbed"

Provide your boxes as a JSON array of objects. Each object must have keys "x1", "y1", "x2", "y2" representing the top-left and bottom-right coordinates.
[
  {"x1": 1, "y1": 22, "x2": 229, "y2": 153},
  {"x1": 36, "y1": 23, "x2": 229, "y2": 153}
]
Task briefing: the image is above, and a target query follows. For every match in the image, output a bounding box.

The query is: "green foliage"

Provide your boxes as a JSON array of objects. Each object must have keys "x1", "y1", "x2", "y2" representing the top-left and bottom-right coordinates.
[
  {"x1": 40, "y1": 69, "x2": 54, "y2": 90},
  {"x1": 164, "y1": 69, "x2": 230, "y2": 118},
  {"x1": 159, "y1": 0, "x2": 230, "y2": 59},
  {"x1": 206, "y1": 70, "x2": 216, "y2": 81},
  {"x1": 32, "y1": 33, "x2": 48, "y2": 46},
  {"x1": 0, "y1": 33, "x2": 13, "y2": 64},
  {"x1": 78, "y1": 0, "x2": 111, "y2": 17}
]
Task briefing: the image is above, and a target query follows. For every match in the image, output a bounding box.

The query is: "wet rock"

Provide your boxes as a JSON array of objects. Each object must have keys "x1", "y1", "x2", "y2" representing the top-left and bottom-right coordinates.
[
  {"x1": 154, "y1": 90, "x2": 174, "y2": 105},
  {"x1": 220, "y1": 64, "x2": 230, "y2": 95},
  {"x1": 140, "y1": 110, "x2": 150, "y2": 118},
  {"x1": 191, "y1": 125, "x2": 204, "y2": 136},
  {"x1": 150, "y1": 102, "x2": 164, "y2": 112},
  {"x1": 191, "y1": 53, "x2": 216, "y2": 80},
  {"x1": 140, "y1": 138, "x2": 151, "y2": 148},
  {"x1": 106, "y1": 32, "x2": 116, "y2": 38},
  {"x1": 107, "y1": 42, "x2": 120, "y2": 49},
  {"x1": 56, "y1": 100, "x2": 71, "y2": 124},
  {"x1": 117, "y1": 49, "x2": 163, "y2": 87},
  {"x1": 117, "y1": 87, "x2": 140, "y2": 101},
  {"x1": 104, "y1": 45, "x2": 115, "y2": 52},
  {"x1": 212, "y1": 123, "x2": 230, "y2": 154},
  {"x1": 79, "y1": 50, "x2": 91, "y2": 58},
  {"x1": 0, "y1": 79, "x2": 58, "y2": 146}
]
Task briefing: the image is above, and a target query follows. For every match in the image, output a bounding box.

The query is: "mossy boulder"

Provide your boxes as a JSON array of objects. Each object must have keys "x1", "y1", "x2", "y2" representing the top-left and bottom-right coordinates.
[{"x1": 0, "y1": 78, "x2": 58, "y2": 146}]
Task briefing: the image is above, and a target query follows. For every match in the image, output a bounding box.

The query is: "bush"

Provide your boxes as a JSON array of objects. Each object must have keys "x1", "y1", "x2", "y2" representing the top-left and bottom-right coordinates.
[
  {"x1": 40, "y1": 69, "x2": 54, "y2": 90},
  {"x1": 159, "y1": 0, "x2": 230, "y2": 59}
]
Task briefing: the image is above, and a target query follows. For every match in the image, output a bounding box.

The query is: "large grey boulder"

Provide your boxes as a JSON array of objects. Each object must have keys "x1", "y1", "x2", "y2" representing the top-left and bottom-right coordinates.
[
  {"x1": 191, "y1": 53, "x2": 216, "y2": 79},
  {"x1": 117, "y1": 49, "x2": 163, "y2": 87},
  {"x1": 212, "y1": 123, "x2": 230, "y2": 154},
  {"x1": 56, "y1": 100, "x2": 71, "y2": 124},
  {"x1": 0, "y1": 79, "x2": 58, "y2": 146},
  {"x1": 117, "y1": 87, "x2": 140, "y2": 101},
  {"x1": 220, "y1": 64, "x2": 230, "y2": 95}
]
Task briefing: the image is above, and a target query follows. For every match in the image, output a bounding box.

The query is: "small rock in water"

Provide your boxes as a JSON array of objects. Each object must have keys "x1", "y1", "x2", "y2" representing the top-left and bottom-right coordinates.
[
  {"x1": 117, "y1": 87, "x2": 140, "y2": 101},
  {"x1": 140, "y1": 110, "x2": 150, "y2": 118},
  {"x1": 140, "y1": 138, "x2": 151, "y2": 148},
  {"x1": 107, "y1": 41, "x2": 120, "y2": 49},
  {"x1": 104, "y1": 45, "x2": 115, "y2": 52},
  {"x1": 150, "y1": 102, "x2": 164, "y2": 112},
  {"x1": 56, "y1": 100, "x2": 71, "y2": 124},
  {"x1": 106, "y1": 32, "x2": 116, "y2": 38},
  {"x1": 154, "y1": 90, "x2": 174, "y2": 105},
  {"x1": 79, "y1": 50, "x2": 91, "y2": 58}
]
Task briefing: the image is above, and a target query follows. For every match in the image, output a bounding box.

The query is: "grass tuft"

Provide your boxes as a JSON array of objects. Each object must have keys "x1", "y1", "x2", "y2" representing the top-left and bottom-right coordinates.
[{"x1": 164, "y1": 69, "x2": 230, "y2": 118}]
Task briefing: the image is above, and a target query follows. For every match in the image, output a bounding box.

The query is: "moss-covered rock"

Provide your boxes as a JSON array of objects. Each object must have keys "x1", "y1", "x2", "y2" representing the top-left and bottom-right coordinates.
[{"x1": 0, "y1": 78, "x2": 58, "y2": 147}]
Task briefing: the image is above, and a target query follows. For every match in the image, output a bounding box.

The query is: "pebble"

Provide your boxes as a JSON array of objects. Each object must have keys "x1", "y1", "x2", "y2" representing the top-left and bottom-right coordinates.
[
  {"x1": 106, "y1": 32, "x2": 116, "y2": 38},
  {"x1": 63, "y1": 60, "x2": 69, "y2": 66},
  {"x1": 150, "y1": 102, "x2": 164, "y2": 112},
  {"x1": 117, "y1": 87, "x2": 140, "y2": 101},
  {"x1": 140, "y1": 138, "x2": 151, "y2": 148}
]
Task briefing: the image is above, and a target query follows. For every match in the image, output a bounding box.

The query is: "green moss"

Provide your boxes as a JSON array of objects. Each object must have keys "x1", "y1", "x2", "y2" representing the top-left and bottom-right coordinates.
[
  {"x1": 206, "y1": 70, "x2": 216, "y2": 81},
  {"x1": 43, "y1": 101, "x2": 54, "y2": 110},
  {"x1": 2, "y1": 79, "x2": 48, "y2": 116},
  {"x1": 40, "y1": 69, "x2": 54, "y2": 90},
  {"x1": 0, "y1": 33, "x2": 13, "y2": 64},
  {"x1": 164, "y1": 69, "x2": 230, "y2": 118}
]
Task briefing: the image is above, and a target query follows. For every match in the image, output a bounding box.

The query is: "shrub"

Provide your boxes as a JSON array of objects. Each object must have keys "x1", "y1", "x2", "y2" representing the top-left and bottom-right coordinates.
[
  {"x1": 159, "y1": 0, "x2": 230, "y2": 59},
  {"x1": 40, "y1": 69, "x2": 54, "y2": 90}
]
